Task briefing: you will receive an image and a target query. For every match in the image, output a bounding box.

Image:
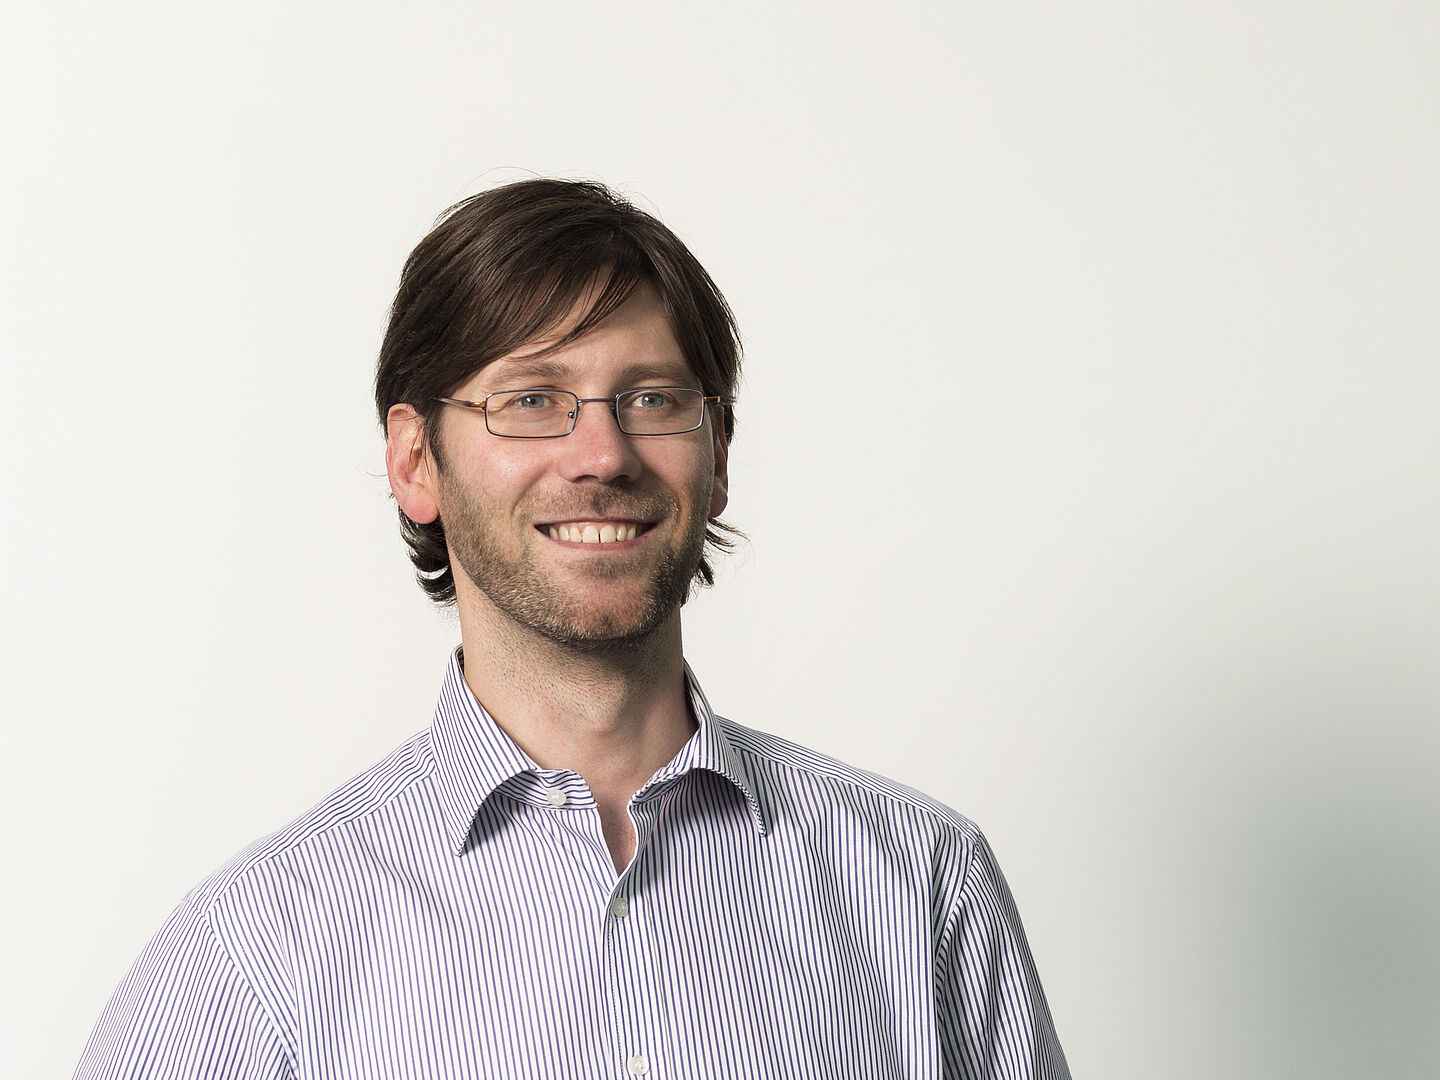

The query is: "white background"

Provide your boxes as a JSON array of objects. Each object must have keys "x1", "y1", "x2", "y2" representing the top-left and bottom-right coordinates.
[{"x1": 4, "y1": 3, "x2": 1438, "y2": 1077}]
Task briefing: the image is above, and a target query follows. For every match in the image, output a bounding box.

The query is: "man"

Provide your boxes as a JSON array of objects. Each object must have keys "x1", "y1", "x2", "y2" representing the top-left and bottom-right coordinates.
[{"x1": 75, "y1": 179, "x2": 1070, "y2": 1078}]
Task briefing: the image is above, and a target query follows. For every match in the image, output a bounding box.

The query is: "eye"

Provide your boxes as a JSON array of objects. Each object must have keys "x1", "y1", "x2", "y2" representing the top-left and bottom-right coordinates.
[
  {"x1": 488, "y1": 389, "x2": 570, "y2": 415},
  {"x1": 632, "y1": 389, "x2": 677, "y2": 410}
]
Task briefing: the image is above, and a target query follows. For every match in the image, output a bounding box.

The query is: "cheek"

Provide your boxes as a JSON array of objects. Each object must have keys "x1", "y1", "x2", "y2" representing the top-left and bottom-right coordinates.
[{"x1": 450, "y1": 448, "x2": 542, "y2": 507}]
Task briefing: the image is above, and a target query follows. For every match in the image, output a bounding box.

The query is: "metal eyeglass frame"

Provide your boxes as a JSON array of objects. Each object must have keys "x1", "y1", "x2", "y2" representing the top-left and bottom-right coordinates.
[{"x1": 434, "y1": 386, "x2": 733, "y2": 439}]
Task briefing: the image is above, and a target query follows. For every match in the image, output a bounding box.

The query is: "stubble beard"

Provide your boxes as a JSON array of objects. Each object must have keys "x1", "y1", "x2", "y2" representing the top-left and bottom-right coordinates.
[{"x1": 440, "y1": 477, "x2": 710, "y2": 655}]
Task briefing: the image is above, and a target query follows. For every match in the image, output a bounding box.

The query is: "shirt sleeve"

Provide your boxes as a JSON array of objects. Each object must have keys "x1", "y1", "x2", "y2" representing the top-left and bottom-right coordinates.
[
  {"x1": 935, "y1": 831, "x2": 1071, "y2": 1080},
  {"x1": 73, "y1": 899, "x2": 293, "y2": 1080}
]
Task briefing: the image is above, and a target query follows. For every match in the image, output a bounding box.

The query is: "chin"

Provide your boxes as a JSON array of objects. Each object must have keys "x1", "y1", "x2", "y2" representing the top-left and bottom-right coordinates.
[{"x1": 522, "y1": 594, "x2": 681, "y2": 653}]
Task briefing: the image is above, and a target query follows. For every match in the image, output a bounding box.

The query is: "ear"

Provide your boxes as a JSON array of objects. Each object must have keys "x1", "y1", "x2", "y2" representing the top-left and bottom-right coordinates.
[
  {"x1": 709, "y1": 422, "x2": 730, "y2": 518},
  {"x1": 386, "y1": 404, "x2": 440, "y2": 525}
]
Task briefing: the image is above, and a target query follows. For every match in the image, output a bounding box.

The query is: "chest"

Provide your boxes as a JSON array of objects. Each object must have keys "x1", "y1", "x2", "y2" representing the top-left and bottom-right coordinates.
[{"x1": 278, "y1": 787, "x2": 945, "y2": 1078}]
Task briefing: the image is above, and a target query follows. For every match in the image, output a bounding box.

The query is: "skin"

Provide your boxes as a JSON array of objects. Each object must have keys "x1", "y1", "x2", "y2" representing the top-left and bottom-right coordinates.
[{"x1": 385, "y1": 286, "x2": 729, "y2": 873}]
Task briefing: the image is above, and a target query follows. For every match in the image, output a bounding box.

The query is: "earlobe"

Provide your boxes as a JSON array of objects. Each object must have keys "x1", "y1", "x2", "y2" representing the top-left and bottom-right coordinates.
[
  {"x1": 709, "y1": 425, "x2": 730, "y2": 518},
  {"x1": 386, "y1": 404, "x2": 441, "y2": 525}
]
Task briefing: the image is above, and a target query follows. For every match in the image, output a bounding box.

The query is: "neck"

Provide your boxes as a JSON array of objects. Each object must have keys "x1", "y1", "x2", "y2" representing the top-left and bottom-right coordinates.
[{"x1": 454, "y1": 593, "x2": 697, "y2": 870}]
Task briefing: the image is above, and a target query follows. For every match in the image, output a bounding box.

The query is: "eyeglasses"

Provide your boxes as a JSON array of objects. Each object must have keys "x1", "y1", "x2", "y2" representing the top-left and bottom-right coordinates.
[{"x1": 435, "y1": 386, "x2": 731, "y2": 439}]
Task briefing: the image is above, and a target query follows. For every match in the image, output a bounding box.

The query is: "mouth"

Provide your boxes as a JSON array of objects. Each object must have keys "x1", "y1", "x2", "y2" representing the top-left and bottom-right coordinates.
[{"x1": 538, "y1": 520, "x2": 651, "y2": 545}]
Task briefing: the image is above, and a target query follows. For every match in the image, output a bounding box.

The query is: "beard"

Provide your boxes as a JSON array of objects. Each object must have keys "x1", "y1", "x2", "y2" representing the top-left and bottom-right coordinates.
[{"x1": 438, "y1": 475, "x2": 711, "y2": 653}]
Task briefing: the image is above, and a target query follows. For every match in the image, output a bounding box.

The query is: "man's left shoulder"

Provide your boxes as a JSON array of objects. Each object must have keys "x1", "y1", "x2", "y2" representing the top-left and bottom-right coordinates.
[{"x1": 713, "y1": 713, "x2": 985, "y2": 848}]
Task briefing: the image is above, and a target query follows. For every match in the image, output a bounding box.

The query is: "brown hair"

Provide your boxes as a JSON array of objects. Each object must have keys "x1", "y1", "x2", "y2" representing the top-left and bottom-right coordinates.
[{"x1": 374, "y1": 178, "x2": 743, "y2": 604}]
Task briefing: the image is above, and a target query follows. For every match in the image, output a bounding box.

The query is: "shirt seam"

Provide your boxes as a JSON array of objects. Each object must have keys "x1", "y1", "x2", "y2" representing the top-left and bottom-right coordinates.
[
  {"x1": 199, "y1": 903, "x2": 296, "y2": 1077},
  {"x1": 933, "y1": 832, "x2": 979, "y2": 974}
]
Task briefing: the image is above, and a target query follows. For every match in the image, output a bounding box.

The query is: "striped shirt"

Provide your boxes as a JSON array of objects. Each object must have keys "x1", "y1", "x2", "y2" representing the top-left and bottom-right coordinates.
[{"x1": 76, "y1": 651, "x2": 1070, "y2": 1079}]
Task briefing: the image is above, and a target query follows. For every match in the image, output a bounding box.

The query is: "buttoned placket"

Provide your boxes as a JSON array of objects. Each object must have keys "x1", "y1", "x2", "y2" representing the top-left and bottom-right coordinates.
[
  {"x1": 530, "y1": 768, "x2": 675, "y2": 1078},
  {"x1": 601, "y1": 782, "x2": 684, "y2": 1080}
]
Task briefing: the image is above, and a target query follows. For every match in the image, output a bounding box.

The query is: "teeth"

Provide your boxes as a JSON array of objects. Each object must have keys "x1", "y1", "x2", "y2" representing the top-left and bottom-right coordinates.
[{"x1": 547, "y1": 523, "x2": 639, "y2": 544}]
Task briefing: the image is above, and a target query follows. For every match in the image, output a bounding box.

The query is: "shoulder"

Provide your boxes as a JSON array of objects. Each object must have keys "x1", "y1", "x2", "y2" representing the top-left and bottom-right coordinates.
[
  {"x1": 180, "y1": 729, "x2": 437, "y2": 915},
  {"x1": 715, "y1": 713, "x2": 986, "y2": 854}
]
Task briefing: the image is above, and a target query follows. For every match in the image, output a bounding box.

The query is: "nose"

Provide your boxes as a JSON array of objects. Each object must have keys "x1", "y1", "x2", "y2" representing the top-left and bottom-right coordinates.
[{"x1": 557, "y1": 397, "x2": 643, "y2": 485}]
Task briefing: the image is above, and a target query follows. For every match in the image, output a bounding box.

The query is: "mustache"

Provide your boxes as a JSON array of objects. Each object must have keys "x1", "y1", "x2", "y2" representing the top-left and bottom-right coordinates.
[{"x1": 531, "y1": 488, "x2": 678, "y2": 523}]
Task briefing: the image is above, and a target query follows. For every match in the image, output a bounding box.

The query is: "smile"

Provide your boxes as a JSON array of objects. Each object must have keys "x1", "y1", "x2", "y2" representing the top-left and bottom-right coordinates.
[{"x1": 541, "y1": 521, "x2": 647, "y2": 544}]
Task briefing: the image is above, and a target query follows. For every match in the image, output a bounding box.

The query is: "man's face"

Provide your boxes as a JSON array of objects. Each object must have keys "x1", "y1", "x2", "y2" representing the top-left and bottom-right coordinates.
[{"x1": 427, "y1": 286, "x2": 728, "y2": 650}]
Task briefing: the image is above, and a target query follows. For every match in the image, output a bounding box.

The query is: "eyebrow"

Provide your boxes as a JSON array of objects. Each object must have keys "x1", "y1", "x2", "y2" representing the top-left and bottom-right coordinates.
[{"x1": 488, "y1": 356, "x2": 696, "y2": 388}]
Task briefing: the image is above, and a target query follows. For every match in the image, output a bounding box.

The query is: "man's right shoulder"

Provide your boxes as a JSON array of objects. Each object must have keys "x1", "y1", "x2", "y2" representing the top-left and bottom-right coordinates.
[{"x1": 179, "y1": 730, "x2": 438, "y2": 916}]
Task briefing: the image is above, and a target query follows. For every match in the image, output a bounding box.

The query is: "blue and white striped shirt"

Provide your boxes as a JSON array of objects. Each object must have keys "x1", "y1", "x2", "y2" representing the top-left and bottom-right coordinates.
[{"x1": 76, "y1": 652, "x2": 1069, "y2": 1079}]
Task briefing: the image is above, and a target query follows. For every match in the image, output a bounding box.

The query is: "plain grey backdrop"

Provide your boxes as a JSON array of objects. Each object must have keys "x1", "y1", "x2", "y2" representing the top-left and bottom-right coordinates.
[{"x1": 4, "y1": 2, "x2": 1438, "y2": 1077}]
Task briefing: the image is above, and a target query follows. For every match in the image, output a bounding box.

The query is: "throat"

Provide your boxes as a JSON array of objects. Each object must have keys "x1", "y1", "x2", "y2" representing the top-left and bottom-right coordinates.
[{"x1": 598, "y1": 802, "x2": 637, "y2": 874}]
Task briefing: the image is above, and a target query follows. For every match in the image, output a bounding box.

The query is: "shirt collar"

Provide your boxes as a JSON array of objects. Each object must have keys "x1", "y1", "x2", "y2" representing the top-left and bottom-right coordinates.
[
  {"x1": 429, "y1": 648, "x2": 768, "y2": 856},
  {"x1": 429, "y1": 649, "x2": 540, "y2": 855},
  {"x1": 658, "y1": 662, "x2": 768, "y2": 835}
]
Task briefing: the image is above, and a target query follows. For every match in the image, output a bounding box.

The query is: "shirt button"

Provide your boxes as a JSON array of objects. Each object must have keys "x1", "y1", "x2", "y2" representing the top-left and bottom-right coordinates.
[
  {"x1": 608, "y1": 896, "x2": 629, "y2": 919},
  {"x1": 626, "y1": 1055, "x2": 649, "y2": 1076},
  {"x1": 544, "y1": 787, "x2": 567, "y2": 808}
]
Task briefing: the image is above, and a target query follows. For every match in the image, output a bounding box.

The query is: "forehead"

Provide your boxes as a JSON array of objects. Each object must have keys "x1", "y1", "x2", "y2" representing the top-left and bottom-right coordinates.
[{"x1": 463, "y1": 287, "x2": 696, "y2": 392}]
